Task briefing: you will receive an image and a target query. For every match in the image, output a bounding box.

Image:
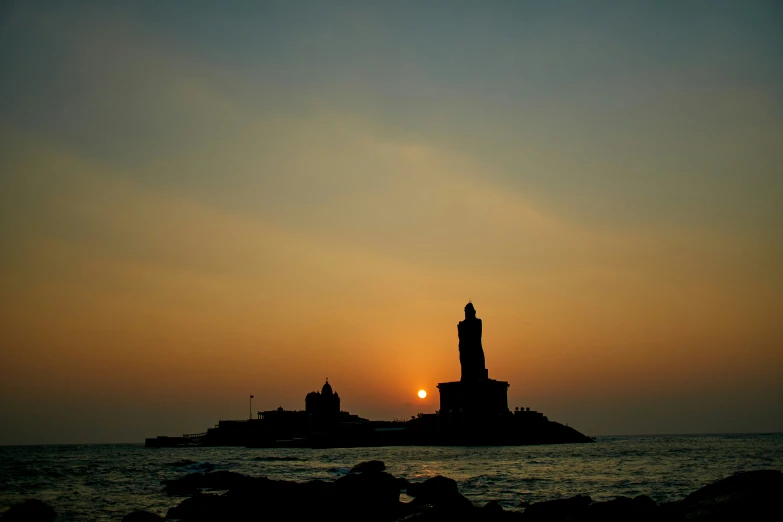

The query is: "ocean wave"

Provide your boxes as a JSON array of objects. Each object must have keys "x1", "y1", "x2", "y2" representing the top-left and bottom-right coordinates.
[
  {"x1": 252, "y1": 456, "x2": 304, "y2": 462},
  {"x1": 515, "y1": 477, "x2": 554, "y2": 483},
  {"x1": 463, "y1": 474, "x2": 506, "y2": 485},
  {"x1": 177, "y1": 462, "x2": 216, "y2": 473},
  {"x1": 166, "y1": 459, "x2": 197, "y2": 467}
]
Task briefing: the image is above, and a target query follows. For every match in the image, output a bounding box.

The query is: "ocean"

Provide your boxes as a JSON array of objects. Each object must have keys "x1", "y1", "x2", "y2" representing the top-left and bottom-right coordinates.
[{"x1": 1, "y1": 433, "x2": 781, "y2": 521}]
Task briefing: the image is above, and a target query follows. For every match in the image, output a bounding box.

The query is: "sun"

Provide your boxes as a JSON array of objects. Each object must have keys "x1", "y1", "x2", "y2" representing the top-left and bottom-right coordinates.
[{"x1": 417, "y1": 389, "x2": 427, "y2": 399}]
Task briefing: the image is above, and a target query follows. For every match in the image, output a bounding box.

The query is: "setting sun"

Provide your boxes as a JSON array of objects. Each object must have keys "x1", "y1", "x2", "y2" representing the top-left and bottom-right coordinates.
[{"x1": 418, "y1": 390, "x2": 427, "y2": 399}]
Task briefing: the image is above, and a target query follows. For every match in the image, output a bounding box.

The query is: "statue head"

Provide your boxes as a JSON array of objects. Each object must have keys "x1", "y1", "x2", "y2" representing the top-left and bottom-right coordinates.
[{"x1": 464, "y1": 302, "x2": 476, "y2": 319}]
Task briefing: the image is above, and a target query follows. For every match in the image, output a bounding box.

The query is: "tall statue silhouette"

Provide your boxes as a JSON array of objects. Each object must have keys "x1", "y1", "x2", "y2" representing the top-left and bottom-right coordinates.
[{"x1": 458, "y1": 302, "x2": 487, "y2": 381}]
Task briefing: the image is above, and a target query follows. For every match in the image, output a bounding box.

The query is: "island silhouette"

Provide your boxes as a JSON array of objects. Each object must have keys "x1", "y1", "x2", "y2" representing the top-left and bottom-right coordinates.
[{"x1": 146, "y1": 303, "x2": 592, "y2": 448}]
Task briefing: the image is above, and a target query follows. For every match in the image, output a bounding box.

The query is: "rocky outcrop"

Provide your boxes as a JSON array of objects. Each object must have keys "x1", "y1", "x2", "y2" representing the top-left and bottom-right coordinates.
[
  {"x1": 407, "y1": 475, "x2": 460, "y2": 504},
  {"x1": 162, "y1": 470, "x2": 252, "y2": 495},
  {"x1": 350, "y1": 460, "x2": 386, "y2": 473},
  {"x1": 159, "y1": 462, "x2": 410, "y2": 521},
  {"x1": 155, "y1": 467, "x2": 783, "y2": 522},
  {"x1": 661, "y1": 469, "x2": 783, "y2": 521},
  {"x1": 7, "y1": 465, "x2": 780, "y2": 521},
  {"x1": 521, "y1": 493, "x2": 661, "y2": 522},
  {"x1": 584, "y1": 494, "x2": 660, "y2": 521},
  {"x1": 522, "y1": 494, "x2": 592, "y2": 520},
  {"x1": 515, "y1": 470, "x2": 783, "y2": 521},
  {"x1": 0, "y1": 500, "x2": 56, "y2": 522},
  {"x1": 121, "y1": 511, "x2": 165, "y2": 522},
  {"x1": 335, "y1": 470, "x2": 405, "y2": 516}
]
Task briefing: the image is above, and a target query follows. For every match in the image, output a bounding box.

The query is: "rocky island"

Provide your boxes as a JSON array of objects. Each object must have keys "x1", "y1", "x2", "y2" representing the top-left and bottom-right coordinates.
[{"x1": 146, "y1": 303, "x2": 593, "y2": 448}]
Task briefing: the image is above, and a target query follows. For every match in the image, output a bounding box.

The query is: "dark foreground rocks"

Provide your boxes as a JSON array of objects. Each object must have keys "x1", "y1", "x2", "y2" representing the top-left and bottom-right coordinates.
[
  {"x1": 155, "y1": 466, "x2": 783, "y2": 522},
  {"x1": 121, "y1": 512, "x2": 165, "y2": 522},
  {"x1": 2, "y1": 467, "x2": 780, "y2": 521},
  {"x1": 518, "y1": 469, "x2": 783, "y2": 522},
  {"x1": 350, "y1": 459, "x2": 386, "y2": 473},
  {"x1": 0, "y1": 499, "x2": 56, "y2": 522},
  {"x1": 661, "y1": 469, "x2": 783, "y2": 521},
  {"x1": 162, "y1": 467, "x2": 413, "y2": 522}
]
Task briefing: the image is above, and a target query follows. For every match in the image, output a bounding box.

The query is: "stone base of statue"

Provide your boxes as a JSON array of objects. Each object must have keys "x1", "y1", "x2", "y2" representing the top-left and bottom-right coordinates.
[
  {"x1": 437, "y1": 378, "x2": 509, "y2": 414},
  {"x1": 436, "y1": 377, "x2": 511, "y2": 443}
]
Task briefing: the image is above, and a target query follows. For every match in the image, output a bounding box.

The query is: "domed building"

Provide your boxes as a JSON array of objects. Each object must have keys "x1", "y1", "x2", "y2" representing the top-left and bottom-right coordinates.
[{"x1": 305, "y1": 379, "x2": 341, "y2": 417}]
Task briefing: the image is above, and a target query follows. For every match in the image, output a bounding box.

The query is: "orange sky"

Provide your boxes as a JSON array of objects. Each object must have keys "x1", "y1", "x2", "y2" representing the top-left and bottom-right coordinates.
[{"x1": 1, "y1": 2, "x2": 781, "y2": 443}]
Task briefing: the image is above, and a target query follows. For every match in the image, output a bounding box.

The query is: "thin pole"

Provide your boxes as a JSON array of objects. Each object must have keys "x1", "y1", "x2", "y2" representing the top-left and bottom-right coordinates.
[{"x1": 249, "y1": 395, "x2": 252, "y2": 420}]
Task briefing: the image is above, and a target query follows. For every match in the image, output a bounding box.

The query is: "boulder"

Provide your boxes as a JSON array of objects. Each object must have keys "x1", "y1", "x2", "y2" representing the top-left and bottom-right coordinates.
[
  {"x1": 1, "y1": 500, "x2": 56, "y2": 522},
  {"x1": 165, "y1": 493, "x2": 226, "y2": 521},
  {"x1": 522, "y1": 494, "x2": 591, "y2": 520},
  {"x1": 163, "y1": 474, "x2": 349, "y2": 521},
  {"x1": 394, "y1": 509, "x2": 441, "y2": 522},
  {"x1": 296, "y1": 478, "x2": 338, "y2": 500},
  {"x1": 161, "y1": 470, "x2": 252, "y2": 495},
  {"x1": 633, "y1": 494, "x2": 659, "y2": 512},
  {"x1": 395, "y1": 476, "x2": 412, "y2": 490},
  {"x1": 161, "y1": 472, "x2": 206, "y2": 496},
  {"x1": 335, "y1": 470, "x2": 402, "y2": 515},
  {"x1": 200, "y1": 470, "x2": 254, "y2": 491},
  {"x1": 584, "y1": 495, "x2": 659, "y2": 521},
  {"x1": 480, "y1": 500, "x2": 525, "y2": 522},
  {"x1": 218, "y1": 478, "x2": 334, "y2": 521},
  {"x1": 407, "y1": 475, "x2": 460, "y2": 505},
  {"x1": 482, "y1": 500, "x2": 504, "y2": 514},
  {"x1": 667, "y1": 469, "x2": 783, "y2": 521},
  {"x1": 401, "y1": 494, "x2": 476, "y2": 521},
  {"x1": 350, "y1": 460, "x2": 386, "y2": 473},
  {"x1": 439, "y1": 493, "x2": 476, "y2": 516}
]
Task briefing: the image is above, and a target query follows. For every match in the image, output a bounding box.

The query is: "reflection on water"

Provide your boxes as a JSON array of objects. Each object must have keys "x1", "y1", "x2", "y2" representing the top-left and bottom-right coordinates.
[{"x1": 0, "y1": 433, "x2": 781, "y2": 521}]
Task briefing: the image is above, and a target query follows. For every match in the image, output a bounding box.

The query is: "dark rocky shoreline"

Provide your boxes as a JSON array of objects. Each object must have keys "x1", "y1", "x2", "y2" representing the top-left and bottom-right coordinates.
[{"x1": 2, "y1": 463, "x2": 780, "y2": 521}]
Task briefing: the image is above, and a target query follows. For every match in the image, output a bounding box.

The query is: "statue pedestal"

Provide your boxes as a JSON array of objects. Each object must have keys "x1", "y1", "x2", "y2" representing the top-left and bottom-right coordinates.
[
  {"x1": 437, "y1": 378, "x2": 509, "y2": 415},
  {"x1": 436, "y1": 378, "x2": 510, "y2": 441}
]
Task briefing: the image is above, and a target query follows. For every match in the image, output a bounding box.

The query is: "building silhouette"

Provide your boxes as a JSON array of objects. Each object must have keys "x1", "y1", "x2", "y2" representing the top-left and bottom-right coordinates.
[
  {"x1": 146, "y1": 303, "x2": 593, "y2": 448},
  {"x1": 305, "y1": 379, "x2": 341, "y2": 417}
]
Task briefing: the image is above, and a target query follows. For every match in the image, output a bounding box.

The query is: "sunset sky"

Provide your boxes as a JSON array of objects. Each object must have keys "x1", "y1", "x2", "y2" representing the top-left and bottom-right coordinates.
[{"x1": 1, "y1": 1, "x2": 781, "y2": 444}]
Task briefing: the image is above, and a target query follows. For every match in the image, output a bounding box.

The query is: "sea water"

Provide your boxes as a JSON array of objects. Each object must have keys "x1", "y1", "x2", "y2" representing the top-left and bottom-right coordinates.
[{"x1": 1, "y1": 433, "x2": 781, "y2": 521}]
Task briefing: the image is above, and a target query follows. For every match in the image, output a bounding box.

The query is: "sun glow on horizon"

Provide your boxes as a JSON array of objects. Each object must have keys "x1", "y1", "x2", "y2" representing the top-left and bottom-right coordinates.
[{"x1": 0, "y1": 1, "x2": 781, "y2": 445}]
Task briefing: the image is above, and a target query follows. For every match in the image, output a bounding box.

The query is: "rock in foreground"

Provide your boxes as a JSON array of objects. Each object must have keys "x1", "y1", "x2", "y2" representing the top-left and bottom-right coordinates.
[
  {"x1": 7, "y1": 464, "x2": 780, "y2": 522},
  {"x1": 350, "y1": 460, "x2": 386, "y2": 473},
  {"x1": 155, "y1": 467, "x2": 783, "y2": 521},
  {"x1": 1, "y1": 499, "x2": 57, "y2": 522},
  {"x1": 121, "y1": 511, "x2": 165, "y2": 522},
  {"x1": 662, "y1": 469, "x2": 783, "y2": 521}
]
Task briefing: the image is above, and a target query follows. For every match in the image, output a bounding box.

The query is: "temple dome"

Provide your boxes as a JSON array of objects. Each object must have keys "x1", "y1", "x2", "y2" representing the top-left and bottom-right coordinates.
[{"x1": 321, "y1": 379, "x2": 333, "y2": 395}]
